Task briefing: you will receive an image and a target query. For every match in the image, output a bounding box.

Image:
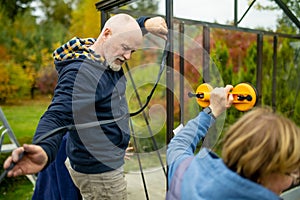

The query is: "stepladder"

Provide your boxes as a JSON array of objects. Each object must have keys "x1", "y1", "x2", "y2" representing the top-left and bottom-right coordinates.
[{"x1": 0, "y1": 107, "x2": 36, "y2": 186}]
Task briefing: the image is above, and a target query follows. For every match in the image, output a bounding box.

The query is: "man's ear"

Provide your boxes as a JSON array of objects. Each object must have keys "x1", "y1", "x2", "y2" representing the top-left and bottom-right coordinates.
[{"x1": 102, "y1": 28, "x2": 112, "y2": 40}]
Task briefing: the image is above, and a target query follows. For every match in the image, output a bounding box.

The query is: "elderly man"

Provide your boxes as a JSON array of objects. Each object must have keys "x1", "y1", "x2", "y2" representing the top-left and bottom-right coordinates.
[{"x1": 4, "y1": 13, "x2": 168, "y2": 200}]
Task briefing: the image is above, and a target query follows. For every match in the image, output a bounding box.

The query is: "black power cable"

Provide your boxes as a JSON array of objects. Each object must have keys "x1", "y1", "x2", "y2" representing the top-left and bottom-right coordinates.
[{"x1": 125, "y1": 61, "x2": 167, "y2": 176}]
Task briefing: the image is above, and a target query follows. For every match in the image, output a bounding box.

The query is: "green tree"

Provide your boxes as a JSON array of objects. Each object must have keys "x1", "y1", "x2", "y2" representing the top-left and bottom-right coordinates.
[
  {"x1": 0, "y1": 0, "x2": 33, "y2": 20},
  {"x1": 276, "y1": 37, "x2": 300, "y2": 123},
  {"x1": 0, "y1": 61, "x2": 31, "y2": 102},
  {"x1": 0, "y1": 0, "x2": 74, "y2": 100},
  {"x1": 256, "y1": 0, "x2": 299, "y2": 33},
  {"x1": 69, "y1": 0, "x2": 100, "y2": 38},
  {"x1": 0, "y1": 8, "x2": 36, "y2": 101},
  {"x1": 211, "y1": 40, "x2": 231, "y2": 85},
  {"x1": 38, "y1": 0, "x2": 78, "y2": 27},
  {"x1": 128, "y1": 0, "x2": 159, "y2": 13}
]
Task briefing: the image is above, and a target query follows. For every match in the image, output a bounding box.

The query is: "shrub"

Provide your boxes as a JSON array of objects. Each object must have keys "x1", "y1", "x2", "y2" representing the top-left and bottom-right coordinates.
[
  {"x1": 0, "y1": 61, "x2": 31, "y2": 103},
  {"x1": 36, "y1": 66, "x2": 58, "y2": 95}
]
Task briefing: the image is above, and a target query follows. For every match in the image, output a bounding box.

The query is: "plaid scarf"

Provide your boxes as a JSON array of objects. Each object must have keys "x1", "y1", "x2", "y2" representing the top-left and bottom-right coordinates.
[{"x1": 53, "y1": 37, "x2": 105, "y2": 63}]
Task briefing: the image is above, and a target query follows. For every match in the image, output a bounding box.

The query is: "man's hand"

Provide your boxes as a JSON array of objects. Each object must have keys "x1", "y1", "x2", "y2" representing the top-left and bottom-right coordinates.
[
  {"x1": 144, "y1": 17, "x2": 168, "y2": 40},
  {"x1": 124, "y1": 146, "x2": 134, "y2": 160},
  {"x1": 3, "y1": 144, "x2": 48, "y2": 177},
  {"x1": 209, "y1": 85, "x2": 234, "y2": 118}
]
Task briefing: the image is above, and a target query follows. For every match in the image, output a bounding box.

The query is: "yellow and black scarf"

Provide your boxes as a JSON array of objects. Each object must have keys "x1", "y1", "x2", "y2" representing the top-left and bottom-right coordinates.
[{"x1": 53, "y1": 37, "x2": 105, "y2": 63}]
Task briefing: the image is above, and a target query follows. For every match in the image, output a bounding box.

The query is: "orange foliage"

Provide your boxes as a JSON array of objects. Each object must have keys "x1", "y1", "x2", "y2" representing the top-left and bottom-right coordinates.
[{"x1": 0, "y1": 45, "x2": 11, "y2": 61}]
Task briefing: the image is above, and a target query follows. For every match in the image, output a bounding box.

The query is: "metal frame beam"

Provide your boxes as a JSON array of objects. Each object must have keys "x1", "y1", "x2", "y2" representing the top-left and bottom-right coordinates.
[
  {"x1": 165, "y1": 0, "x2": 174, "y2": 145},
  {"x1": 95, "y1": 0, "x2": 135, "y2": 12},
  {"x1": 95, "y1": 0, "x2": 135, "y2": 28},
  {"x1": 274, "y1": 0, "x2": 300, "y2": 29},
  {"x1": 256, "y1": 33, "x2": 263, "y2": 106}
]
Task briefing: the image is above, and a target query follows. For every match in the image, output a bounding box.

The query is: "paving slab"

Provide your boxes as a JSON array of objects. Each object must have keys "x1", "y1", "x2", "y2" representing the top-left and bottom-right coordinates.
[{"x1": 126, "y1": 166, "x2": 166, "y2": 200}]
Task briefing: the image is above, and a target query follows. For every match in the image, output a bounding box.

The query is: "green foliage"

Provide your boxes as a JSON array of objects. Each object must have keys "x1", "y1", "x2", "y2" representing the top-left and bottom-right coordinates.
[
  {"x1": 0, "y1": 0, "x2": 33, "y2": 20},
  {"x1": 211, "y1": 40, "x2": 231, "y2": 85},
  {"x1": 240, "y1": 43, "x2": 257, "y2": 85},
  {"x1": 0, "y1": 61, "x2": 31, "y2": 103},
  {"x1": 69, "y1": 0, "x2": 100, "y2": 38},
  {"x1": 38, "y1": 0, "x2": 78, "y2": 27},
  {"x1": 275, "y1": 38, "x2": 300, "y2": 123},
  {"x1": 0, "y1": 66, "x2": 10, "y2": 103},
  {"x1": 128, "y1": 0, "x2": 159, "y2": 14},
  {"x1": 37, "y1": 21, "x2": 69, "y2": 52},
  {"x1": 0, "y1": 0, "x2": 74, "y2": 102},
  {"x1": 0, "y1": 9, "x2": 12, "y2": 47}
]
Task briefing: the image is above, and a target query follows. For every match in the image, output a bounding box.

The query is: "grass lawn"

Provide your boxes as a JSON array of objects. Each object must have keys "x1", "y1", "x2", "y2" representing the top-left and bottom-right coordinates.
[
  {"x1": 0, "y1": 96, "x2": 51, "y2": 199},
  {"x1": 0, "y1": 96, "x2": 51, "y2": 139}
]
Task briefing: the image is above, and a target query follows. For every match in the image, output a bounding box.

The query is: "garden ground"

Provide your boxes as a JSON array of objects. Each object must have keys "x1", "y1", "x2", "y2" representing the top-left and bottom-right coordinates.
[{"x1": 126, "y1": 166, "x2": 166, "y2": 200}]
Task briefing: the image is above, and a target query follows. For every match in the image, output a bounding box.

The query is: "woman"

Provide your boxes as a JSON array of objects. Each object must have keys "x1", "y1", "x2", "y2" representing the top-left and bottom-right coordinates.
[{"x1": 167, "y1": 85, "x2": 300, "y2": 199}]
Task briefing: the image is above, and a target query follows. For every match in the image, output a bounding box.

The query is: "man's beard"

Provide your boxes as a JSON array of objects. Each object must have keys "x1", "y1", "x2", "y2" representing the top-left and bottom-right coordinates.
[
  {"x1": 107, "y1": 57, "x2": 123, "y2": 71},
  {"x1": 109, "y1": 63, "x2": 122, "y2": 71}
]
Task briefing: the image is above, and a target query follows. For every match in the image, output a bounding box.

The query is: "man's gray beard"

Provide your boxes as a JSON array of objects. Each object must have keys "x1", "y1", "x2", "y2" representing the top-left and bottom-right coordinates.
[
  {"x1": 109, "y1": 64, "x2": 122, "y2": 71},
  {"x1": 108, "y1": 60, "x2": 122, "y2": 71}
]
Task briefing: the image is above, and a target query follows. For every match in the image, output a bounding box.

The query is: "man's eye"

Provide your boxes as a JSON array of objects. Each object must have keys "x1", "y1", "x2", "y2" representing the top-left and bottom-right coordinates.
[{"x1": 122, "y1": 45, "x2": 130, "y2": 51}]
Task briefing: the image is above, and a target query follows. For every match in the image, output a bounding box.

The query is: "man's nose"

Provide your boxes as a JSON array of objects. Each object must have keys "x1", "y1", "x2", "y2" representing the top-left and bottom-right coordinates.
[{"x1": 123, "y1": 51, "x2": 131, "y2": 60}]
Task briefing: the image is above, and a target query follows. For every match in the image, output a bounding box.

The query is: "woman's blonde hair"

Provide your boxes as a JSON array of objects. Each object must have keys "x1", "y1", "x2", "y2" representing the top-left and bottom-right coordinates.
[{"x1": 222, "y1": 107, "x2": 300, "y2": 182}]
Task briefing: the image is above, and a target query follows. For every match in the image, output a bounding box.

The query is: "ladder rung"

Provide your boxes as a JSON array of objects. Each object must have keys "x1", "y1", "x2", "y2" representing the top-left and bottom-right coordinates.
[{"x1": 0, "y1": 143, "x2": 18, "y2": 153}]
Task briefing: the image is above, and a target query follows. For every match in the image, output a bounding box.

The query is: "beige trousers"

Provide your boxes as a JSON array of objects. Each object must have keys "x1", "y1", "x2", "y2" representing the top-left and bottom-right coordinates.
[{"x1": 65, "y1": 158, "x2": 127, "y2": 200}]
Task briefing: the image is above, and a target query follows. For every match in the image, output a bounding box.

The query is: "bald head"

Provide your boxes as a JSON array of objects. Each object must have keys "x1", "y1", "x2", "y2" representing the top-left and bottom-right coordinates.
[{"x1": 102, "y1": 13, "x2": 141, "y2": 36}]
